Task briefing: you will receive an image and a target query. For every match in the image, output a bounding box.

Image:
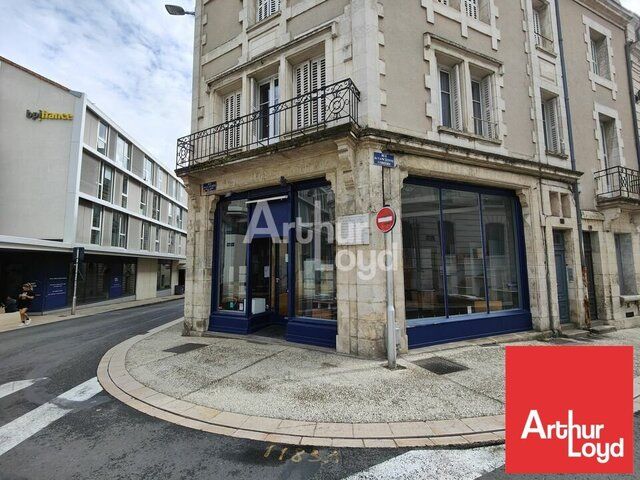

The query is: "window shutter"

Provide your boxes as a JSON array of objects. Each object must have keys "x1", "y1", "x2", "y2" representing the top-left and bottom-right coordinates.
[
  {"x1": 257, "y1": 0, "x2": 267, "y2": 21},
  {"x1": 533, "y1": 9, "x2": 541, "y2": 44},
  {"x1": 451, "y1": 64, "x2": 462, "y2": 131},
  {"x1": 224, "y1": 92, "x2": 241, "y2": 149},
  {"x1": 310, "y1": 57, "x2": 326, "y2": 124},
  {"x1": 465, "y1": 0, "x2": 478, "y2": 20},
  {"x1": 545, "y1": 98, "x2": 559, "y2": 153},
  {"x1": 480, "y1": 76, "x2": 493, "y2": 138}
]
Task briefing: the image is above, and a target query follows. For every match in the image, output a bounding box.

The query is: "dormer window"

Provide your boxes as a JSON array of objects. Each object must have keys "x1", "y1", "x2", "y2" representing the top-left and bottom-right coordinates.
[{"x1": 257, "y1": 0, "x2": 280, "y2": 22}]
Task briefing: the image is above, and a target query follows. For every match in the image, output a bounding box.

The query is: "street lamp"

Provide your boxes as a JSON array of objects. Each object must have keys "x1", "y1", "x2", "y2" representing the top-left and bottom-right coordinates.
[{"x1": 165, "y1": 4, "x2": 195, "y2": 16}]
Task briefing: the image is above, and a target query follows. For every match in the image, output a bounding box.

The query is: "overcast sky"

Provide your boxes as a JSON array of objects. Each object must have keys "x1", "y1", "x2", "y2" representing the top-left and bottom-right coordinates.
[{"x1": 1, "y1": 0, "x2": 639, "y2": 170}]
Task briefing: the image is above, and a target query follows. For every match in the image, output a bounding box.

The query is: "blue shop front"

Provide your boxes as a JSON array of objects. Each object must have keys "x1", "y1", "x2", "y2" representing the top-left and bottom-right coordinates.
[{"x1": 209, "y1": 179, "x2": 338, "y2": 348}]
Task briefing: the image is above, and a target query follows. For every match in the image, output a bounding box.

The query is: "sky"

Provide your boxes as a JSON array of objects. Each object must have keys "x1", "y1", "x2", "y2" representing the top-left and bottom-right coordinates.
[
  {"x1": 1, "y1": 0, "x2": 639, "y2": 170},
  {"x1": 0, "y1": 0, "x2": 194, "y2": 170}
]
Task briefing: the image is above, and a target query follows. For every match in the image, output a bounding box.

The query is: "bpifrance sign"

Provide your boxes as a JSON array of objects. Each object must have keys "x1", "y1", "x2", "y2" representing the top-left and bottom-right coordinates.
[{"x1": 506, "y1": 346, "x2": 634, "y2": 474}]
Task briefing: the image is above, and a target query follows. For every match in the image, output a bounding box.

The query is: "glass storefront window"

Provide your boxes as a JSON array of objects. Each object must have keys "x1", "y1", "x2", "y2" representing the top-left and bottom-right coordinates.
[
  {"x1": 442, "y1": 189, "x2": 486, "y2": 316},
  {"x1": 402, "y1": 181, "x2": 522, "y2": 321},
  {"x1": 123, "y1": 262, "x2": 136, "y2": 296},
  {"x1": 157, "y1": 260, "x2": 172, "y2": 290},
  {"x1": 295, "y1": 186, "x2": 336, "y2": 320},
  {"x1": 402, "y1": 185, "x2": 446, "y2": 319},
  {"x1": 218, "y1": 200, "x2": 248, "y2": 312}
]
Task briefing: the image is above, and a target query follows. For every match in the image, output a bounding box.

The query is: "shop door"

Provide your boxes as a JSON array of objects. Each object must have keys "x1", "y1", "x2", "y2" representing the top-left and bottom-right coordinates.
[
  {"x1": 553, "y1": 231, "x2": 571, "y2": 324},
  {"x1": 272, "y1": 242, "x2": 288, "y2": 322},
  {"x1": 583, "y1": 232, "x2": 598, "y2": 321}
]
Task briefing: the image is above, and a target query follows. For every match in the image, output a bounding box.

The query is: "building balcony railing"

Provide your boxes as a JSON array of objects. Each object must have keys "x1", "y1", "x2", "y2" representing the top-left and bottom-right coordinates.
[
  {"x1": 535, "y1": 32, "x2": 554, "y2": 52},
  {"x1": 595, "y1": 165, "x2": 640, "y2": 204},
  {"x1": 472, "y1": 117, "x2": 499, "y2": 141},
  {"x1": 176, "y1": 79, "x2": 360, "y2": 171}
]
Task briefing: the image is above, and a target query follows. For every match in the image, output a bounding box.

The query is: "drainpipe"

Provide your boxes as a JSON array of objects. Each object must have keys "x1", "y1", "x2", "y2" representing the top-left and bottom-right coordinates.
[
  {"x1": 554, "y1": 0, "x2": 591, "y2": 329},
  {"x1": 625, "y1": 26, "x2": 640, "y2": 169}
]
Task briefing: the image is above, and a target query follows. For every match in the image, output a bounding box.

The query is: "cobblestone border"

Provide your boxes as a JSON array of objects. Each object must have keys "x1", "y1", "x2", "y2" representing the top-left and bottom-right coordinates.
[{"x1": 97, "y1": 320, "x2": 640, "y2": 449}]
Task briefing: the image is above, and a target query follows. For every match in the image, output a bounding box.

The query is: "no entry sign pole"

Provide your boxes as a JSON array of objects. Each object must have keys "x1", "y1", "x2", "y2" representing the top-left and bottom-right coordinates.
[{"x1": 376, "y1": 206, "x2": 397, "y2": 369}]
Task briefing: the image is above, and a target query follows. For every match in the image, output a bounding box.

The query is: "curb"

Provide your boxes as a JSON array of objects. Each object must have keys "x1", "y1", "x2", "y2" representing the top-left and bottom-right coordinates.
[{"x1": 97, "y1": 320, "x2": 640, "y2": 449}]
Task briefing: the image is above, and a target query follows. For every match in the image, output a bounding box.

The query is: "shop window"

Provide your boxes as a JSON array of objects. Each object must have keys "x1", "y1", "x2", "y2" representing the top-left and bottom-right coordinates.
[
  {"x1": 294, "y1": 57, "x2": 326, "y2": 130},
  {"x1": 218, "y1": 200, "x2": 248, "y2": 312},
  {"x1": 98, "y1": 163, "x2": 114, "y2": 202},
  {"x1": 402, "y1": 181, "x2": 522, "y2": 320},
  {"x1": 111, "y1": 212, "x2": 128, "y2": 248},
  {"x1": 116, "y1": 136, "x2": 131, "y2": 170},
  {"x1": 615, "y1": 234, "x2": 637, "y2": 296},
  {"x1": 73, "y1": 261, "x2": 109, "y2": 304},
  {"x1": 589, "y1": 29, "x2": 610, "y2": 80},
  {"x1": 97, "y1": 120, "x2": 109, "y2": 155},
  {"x1": 295, "y1": 186, "x2": 336, "y2": 320},
  {"x1": 157, "y1": 260, "x2": 172, "y2": 291},
  {"x1": 123, "y1": 262, "x2": 136, "y2": 296},
  {"x1": 257, "y1": 0, "x2": 280, "y2": 22},
  {"x1": 91, "y1": 204, "x2": 102, "y2": 245},
  {"x1": 542, "y1": 94, "x2": 562, "y2": 155}
]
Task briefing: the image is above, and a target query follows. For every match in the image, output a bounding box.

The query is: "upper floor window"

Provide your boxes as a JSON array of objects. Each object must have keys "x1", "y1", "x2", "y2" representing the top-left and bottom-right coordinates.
[
  {"x1": 116, "y1": 136, "x2": 131, "y2": 170},
  {"x1": 91, "y1": 204, "x2": 102, "y2": 245},
  {"x1": 98, "y1": 163, "x2": 114, "y2": 202},
  {"x1": 464, "y1": 0, "x2": 478, "y2": 20},
  {"x1": 152, "y1": 193, "x2": 161, "y2": 221},
  {"x1": 294, "y1": 57, "x2": 326, "y2": 129},
  {"x1": 140, "y1": 187, "x2": 148, "y2": 216},
  {"x1": 111, "y1": 212, "x2": 128, "y2": 248},
  {"x1": 168, "y1": 203, "x2": 174, "y2": 225},
  {"x1": 177, "y1": 207, "x2": 183, "y2": 229},
  {"x1": 143, "y1": 157, "x2": 154, "y2": 183},
  {"x1": 257, "y1": 0, "x2": 280, "y2": 22},
  {"x1": 168, "y1": 231, "x2": 176, "y2": 254},
  {"x1": 97, "y1": 121, "x2": 109, "y2": 155},
  {"x1": 224, "y1": 91, "x2": 242, "y2": 150},
  {"x1": 156, "y1": 168, "x2": 165, "y2": 192},
  {"x1": 154, "y1": 226, "x2": 161, "y2": 252},
  {"x1": 168, "y1": 178, "x2": 176, "y2": 199},
  {"x1": 532, "y1": 0, "x2": 553, "y2": 51},
  {"x1": 121, "y1": 175, "x2": 129, "y2": 208},
  {"x1": 590, "y1": 29, "x2": 610, "y2": 80},
  {"x1": 541, "y1": 94, "x2": 562, "y2": 155},
  {"x1": 470, "y1": 74, "x2": 495, "y2": 139},
  {"x1": 439, "y1": 66, "x2": 462, "y2": 131},
  {"x1": 140, "y1": 222, "x2": 150, "y2": 251},
  {"x1": 599, "y1": 115, "x2": 619, "y2": 169}
]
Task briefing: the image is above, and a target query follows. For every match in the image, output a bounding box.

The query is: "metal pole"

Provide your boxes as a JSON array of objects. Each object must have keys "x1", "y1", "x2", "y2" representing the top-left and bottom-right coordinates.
[
  {"x1": 385, "y1": 229, "x2": 397, "y2": 369},
  {"x1": 71, "y1": 254, "x2": 79, "y2": 315}
]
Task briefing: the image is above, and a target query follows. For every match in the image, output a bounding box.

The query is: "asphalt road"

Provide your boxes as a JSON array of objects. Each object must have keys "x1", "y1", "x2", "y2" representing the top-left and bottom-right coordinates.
[{"x1": 0, "y1": 300, "x2": 400, "y2": 480}]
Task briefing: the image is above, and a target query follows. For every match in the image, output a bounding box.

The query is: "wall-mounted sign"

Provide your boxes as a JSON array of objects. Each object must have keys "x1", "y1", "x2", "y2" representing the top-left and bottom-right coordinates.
[
  {"x1": 336, "y1": 214, "x2": 370, "y2": 246},
  {"x1": 373, "y1": 151, "x2": 396, "y2": 168},
  {"x1": 202, "y1": 181, "x2": 217, "y2": 195},
  {"x1": 26, "y1": 109, "x2": 74, "y2": 121}
]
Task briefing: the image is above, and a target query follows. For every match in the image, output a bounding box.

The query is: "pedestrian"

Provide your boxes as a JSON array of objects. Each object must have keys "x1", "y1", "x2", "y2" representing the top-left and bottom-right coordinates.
[
  {"x1": 17, "y1": 283, "x2": 35, "y2": 326},
  {"x1": 1, "y1": 296, "x2": 18, "y2": 313}
]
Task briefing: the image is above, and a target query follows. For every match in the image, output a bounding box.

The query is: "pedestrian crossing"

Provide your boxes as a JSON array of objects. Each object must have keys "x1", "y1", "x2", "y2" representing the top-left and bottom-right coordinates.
[{"x1": 0, "y1": 377, "x2": 103, "y2": 457}]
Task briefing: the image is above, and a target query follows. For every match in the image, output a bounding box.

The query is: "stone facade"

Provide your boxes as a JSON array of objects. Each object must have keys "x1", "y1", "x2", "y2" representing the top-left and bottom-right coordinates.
[{"x1": 178, "y1": 0, "x2": 640, "y2": 357}]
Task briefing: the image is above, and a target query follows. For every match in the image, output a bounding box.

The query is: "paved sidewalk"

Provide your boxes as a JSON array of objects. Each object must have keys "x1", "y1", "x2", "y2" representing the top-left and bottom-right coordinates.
[
  {"x1": 0, "y1": 295, "x2": 184, "y2": 333},
  {"x1": 98, "y1": 322, "x2": 640, "y2": 448}
]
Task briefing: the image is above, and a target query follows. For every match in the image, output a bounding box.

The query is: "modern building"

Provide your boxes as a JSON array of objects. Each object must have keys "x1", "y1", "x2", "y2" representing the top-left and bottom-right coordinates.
[
  {"x1": 0, "y1": 56, "x2": 187, "y2": 313},
  {"x1": 177, "y1": 0, "x2": 640, "y2": 357}
]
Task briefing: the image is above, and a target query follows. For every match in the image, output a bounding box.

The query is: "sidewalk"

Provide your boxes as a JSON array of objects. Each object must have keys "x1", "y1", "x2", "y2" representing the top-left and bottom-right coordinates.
[
  {"x1": 0, "y1": 295, "x2": 184, "y2": 334},
  {"x1": 98, "y1": 322, "x2": 640, "y2": 448}
]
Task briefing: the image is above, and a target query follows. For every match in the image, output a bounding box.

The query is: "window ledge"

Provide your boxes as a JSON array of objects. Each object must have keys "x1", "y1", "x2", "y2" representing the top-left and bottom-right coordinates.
[
  {"x1": 535, "y1": 44, "x2": 556, "y2": 58},
  {"x1": 620, "y1": 295, "x2": 640, "y2": 303},
  {"x1": 546, "y1": 150, "x2": 569, "y2": 160},
  {"x1": 438, "y1": 126, "x2": 501, "y2": 145}
]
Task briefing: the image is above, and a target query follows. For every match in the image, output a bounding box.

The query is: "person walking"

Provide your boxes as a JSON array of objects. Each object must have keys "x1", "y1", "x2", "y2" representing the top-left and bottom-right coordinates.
[{"x1": 17, "y1": 283, "x2": 35, "y2": 326}]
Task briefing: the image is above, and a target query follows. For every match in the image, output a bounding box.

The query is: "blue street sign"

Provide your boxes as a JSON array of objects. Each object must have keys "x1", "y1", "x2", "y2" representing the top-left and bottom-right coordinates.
[
  {"x1": 373, "y1": 151, "x2": 396, "y2": 168},
  {"x1": 202, "y1": 181, "x2": 217, "y2": 194}
]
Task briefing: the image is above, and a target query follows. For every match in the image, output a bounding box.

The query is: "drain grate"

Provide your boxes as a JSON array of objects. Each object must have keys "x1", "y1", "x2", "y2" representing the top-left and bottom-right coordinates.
[
  {"x1": 414, "y1": 356, "x2": 469, "y2": 375},
  {"x1": 163, "y1": 343, "x2": 208, "y2": 354}
]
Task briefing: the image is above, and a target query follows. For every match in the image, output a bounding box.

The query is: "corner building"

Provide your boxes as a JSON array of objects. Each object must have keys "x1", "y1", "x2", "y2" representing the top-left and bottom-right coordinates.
[{"x1": 179, "y1": 0, "x2": 639, "y2": 357}]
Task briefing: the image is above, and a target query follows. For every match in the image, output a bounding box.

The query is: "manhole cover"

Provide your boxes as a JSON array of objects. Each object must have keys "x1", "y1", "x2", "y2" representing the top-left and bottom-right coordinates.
[
  {"x1": 414, "y1": 356, "x2": 468, "y2": 375},
  {"x1": 163, "y1": 343, "x2": 208, "y2": 354}
]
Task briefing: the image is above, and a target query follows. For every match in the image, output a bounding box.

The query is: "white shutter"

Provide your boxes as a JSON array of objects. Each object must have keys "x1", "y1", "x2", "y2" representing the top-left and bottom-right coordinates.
[
  {"x1": 451, "y1": 64, "x2": 462, "y2": 131},
  {"x1": 480, "y1": 76, "x2": 493, "y2": 138},
  {"x1": 257, "y1": 0, "x2": 267, "y2": 21},
  {"x1": 310, "y1": 57, "x2": 326, "y2": 124},
  {"x1": 465, "y1": 0, "x2": 478, "y2": 20},
  {"x1": 544, "y1": 98, "x2": 559, "y2": 153},
  {"x1": 224, "y1": 91, "x2": 241, "y2": 149},
  {"x1": 533, "y1": 9, "x2": 541, "y2": 45}
]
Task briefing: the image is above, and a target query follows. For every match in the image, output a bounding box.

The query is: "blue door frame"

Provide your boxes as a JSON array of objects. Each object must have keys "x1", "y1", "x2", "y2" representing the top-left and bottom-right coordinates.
[
  {"x1": 403, "y1": 176, "x2": 532, "y2": 348},
  {"x1": 209, "y1": 179, "x2": 338, "y2": 348}
]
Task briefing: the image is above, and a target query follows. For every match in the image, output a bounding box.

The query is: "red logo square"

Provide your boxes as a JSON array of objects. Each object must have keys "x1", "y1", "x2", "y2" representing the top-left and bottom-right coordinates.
[{"x1": 506, "y1": 346, "x2": 634, "y2": 474}]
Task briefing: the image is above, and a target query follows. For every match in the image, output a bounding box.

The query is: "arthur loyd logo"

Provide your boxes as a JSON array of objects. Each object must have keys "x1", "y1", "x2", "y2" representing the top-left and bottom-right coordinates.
[
  {"x1": 26, "y1": 109, "x2": 73, "y2": 121},
  {"x1": 506, "y1": 346, "x2": 634, "y2": 474}
]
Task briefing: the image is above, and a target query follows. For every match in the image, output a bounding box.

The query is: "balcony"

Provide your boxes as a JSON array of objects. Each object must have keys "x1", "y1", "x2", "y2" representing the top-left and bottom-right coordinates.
[
  {"x1": 595, "y1": 166, "x2": 640, "y2": 205},
  {"x1": 176, "y1": 79, "x2": 360, "y2": 172}
]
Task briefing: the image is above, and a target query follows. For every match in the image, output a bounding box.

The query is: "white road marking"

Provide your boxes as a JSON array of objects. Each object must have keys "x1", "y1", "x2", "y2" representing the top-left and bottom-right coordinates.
[
  {"x1": 0, "y1": 378, "x2": 46, "y2": 400},
  {"x1": 343, "y1": 445, "x2": 505, "y2": 480},
  {"x1": 0, "y1": 377, "x2": 102, "y2": 457}
]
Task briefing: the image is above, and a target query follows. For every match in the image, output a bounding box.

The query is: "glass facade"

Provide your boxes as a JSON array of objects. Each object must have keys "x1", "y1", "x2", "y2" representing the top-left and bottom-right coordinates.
[
  {"x1": 218, "y1": 200, "x2": 248, "y2": 312},
  {"x1": 295, "y1": 186, "x2": 336, "y2": 320},
  {"x1": 402, "y1": 181, "x2": 522, "y2": 321},
  {"x1": 157, "y1": 260, "x2": 172, "y2": 290}
]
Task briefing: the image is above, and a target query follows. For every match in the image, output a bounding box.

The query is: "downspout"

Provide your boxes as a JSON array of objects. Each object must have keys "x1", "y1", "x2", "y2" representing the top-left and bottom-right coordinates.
[
  {"x1": 624, "y1": 26, "x2": 640, "y2": 169},
  {"x1": 554, "y1": 0, "x2": 591, "y2": 329}
]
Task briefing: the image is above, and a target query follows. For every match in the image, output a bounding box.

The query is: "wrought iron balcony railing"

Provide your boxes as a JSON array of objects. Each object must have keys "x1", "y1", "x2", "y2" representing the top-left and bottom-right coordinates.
[
  {"x1": 176, "y1": 79, "x2": 360, "y2": 170},
  {"x1": 595, "y1": 165, "x2": 640, "y2": 203}
]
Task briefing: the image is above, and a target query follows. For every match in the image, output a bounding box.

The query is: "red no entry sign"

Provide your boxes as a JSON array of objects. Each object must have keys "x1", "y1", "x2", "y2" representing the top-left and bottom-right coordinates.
[{"x1": 375, "y1": 206, "x2": 396, "y2": 233}]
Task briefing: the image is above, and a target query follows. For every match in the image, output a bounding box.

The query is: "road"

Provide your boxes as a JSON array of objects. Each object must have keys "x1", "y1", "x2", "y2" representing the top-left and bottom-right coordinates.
[{"x1": 0, "y1": 299, "x2": 638, "y2": 479}]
